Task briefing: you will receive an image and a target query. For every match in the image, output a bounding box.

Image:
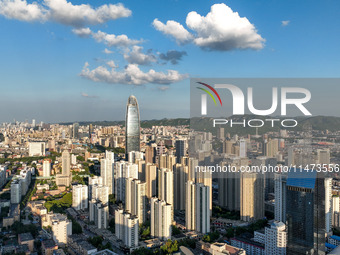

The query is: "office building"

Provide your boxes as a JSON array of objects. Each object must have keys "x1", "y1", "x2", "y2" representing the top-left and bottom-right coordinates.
[
  {"x1": 71, "y1": 123, "x2": 79, "y2": 139},
  {"x1": 125, "y1": 95, "x2": 140, "y2": 158},
  {"x1": 286, "y1": 170, "x2": 326, "y2": 254},
  {"x1": 175, "y1": 140, "x2": 185, "y2": 163},
  {"x1": 274, "y1": 173, "x2": 287, "y2": 223}
]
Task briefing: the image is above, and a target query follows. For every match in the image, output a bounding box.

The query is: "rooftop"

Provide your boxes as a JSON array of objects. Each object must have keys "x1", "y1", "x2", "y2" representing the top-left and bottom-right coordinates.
[{"x1": 18, "y1": 232, "x2": 34, "y2": 242}]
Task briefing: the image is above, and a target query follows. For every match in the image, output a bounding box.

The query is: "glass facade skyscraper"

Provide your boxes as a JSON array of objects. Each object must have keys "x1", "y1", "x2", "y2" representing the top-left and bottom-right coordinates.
[
  {"x1": 125, "y1": 95, "x2": 140, "y2": 158},
  {"x1": 286, "y1": 170, "x2": 326, "y2": 255}
]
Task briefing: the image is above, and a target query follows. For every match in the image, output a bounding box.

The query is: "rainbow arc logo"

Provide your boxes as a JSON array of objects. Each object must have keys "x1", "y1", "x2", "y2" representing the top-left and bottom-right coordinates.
[{"x1": 196, "y1": 82, "x2": 223, "y2": 106}]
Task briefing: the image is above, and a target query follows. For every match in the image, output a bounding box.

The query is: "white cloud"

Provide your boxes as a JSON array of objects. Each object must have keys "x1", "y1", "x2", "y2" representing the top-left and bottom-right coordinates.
[
  {"x1": 124, "y1": 46, "x2": 156, "y2": 65},
  {"x1": 45, "y1": 0, "x2": 131, "y2": 27},
  {"x1": 72, "y1": 27, "x2": 91, "y2": 37},
  {"x1": 106, "y1": 60, "x2": 117, "y2": 68},
  {"x1": 281, "y1": 20, "x2": 290, "y2": 27},
  {"x1": 92, "y1": 30, "x2": 141, "y2": 47},
  {"x1": 0, "y1": 0, "x2": 131, "y2": 27},
  {"x1": 153, "y1": 3, "x2": 265, "y2": 51},
  {"x1": 80, "y1": 62, "x2": 188, "y2": 85},
  {"x1": 103, "y1": 48, "x2": 113, "y2": 54},
  {"x1": 0, "y1": 0, "x2": 46, "y2": 22},
  {"x1": 152, "y1": 18, "x2": 193, "y2": 44}
]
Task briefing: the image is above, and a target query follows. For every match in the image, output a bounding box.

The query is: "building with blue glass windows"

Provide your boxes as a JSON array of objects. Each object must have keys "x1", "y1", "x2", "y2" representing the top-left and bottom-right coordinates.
[{"x1": 286, "y1": 169, "x2": 326, "y2": 255}]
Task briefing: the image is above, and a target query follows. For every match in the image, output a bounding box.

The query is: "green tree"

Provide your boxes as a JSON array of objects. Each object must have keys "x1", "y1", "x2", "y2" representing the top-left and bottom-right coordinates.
[{"x1": 161, "y1": 240, "x2": 178, "y2": 255}]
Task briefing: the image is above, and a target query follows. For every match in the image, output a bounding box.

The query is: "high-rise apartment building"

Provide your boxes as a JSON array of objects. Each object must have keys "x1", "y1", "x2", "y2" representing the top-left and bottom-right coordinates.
[
  {"x1": 146, "y1": 163, "x2": 157, "y2": 199},
  {"x1": 43, "y1": 159, "x2": 51, "y2": 177},
  {"x1": 240, "y1": 172, "x2": 264, "y2": 222},
  {"x1": 56, "y1": 150, "x2": 72, "y2": 187},
  {"x1": 100, "y1": 150, "x2": 114, "y2": 194},
  {"x1": 125, "y1": 178, "x2": 146, "y2": 223},
  {"x1": 158, "y1": 168, "x2": 174, "y2": 220},
  {"x1": 115, "y1": 161, "x2": 138, "y2": 202},
  {"x1": 72, "y1": 184, "x2": 88, "y2": 210},
  {"x1": 174, "y1": 163, "x2": 187, "y2": 211},
  {"x1": 49, "y1": 214, "x2": 72, "y2": 245},
  {"x1": 125, "y1": 95, "x2": 140, "y2": 159},
  {"x1": 150, "y1": 198, "x2": 172, "y2": 240},
  {"x1": 115, "y1": 209, "x2": 139, "y2": 248},
  {"x1": 265, "y1": 221, "x2": 287, "y2": 255},
  {"x1": 186, "y1": 181, "x2": 210, "y2": 234},
  {"x1": 218, "y1": 170, "x2": 240, "y2": 211}
]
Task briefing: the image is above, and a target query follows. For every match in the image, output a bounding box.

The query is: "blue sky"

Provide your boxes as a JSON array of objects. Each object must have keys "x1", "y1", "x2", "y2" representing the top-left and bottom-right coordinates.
[{"x1": 0, "y1": 0, "x2": 340, "y2": 123}]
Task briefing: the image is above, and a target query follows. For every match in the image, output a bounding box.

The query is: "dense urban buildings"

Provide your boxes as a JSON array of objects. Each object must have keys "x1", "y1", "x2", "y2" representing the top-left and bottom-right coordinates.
[{"x1": 0, "y1": 94, "x2": 339, "y2": 254}]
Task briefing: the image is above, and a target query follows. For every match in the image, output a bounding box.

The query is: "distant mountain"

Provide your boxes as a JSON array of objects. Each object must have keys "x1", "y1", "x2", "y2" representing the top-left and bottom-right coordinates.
[
  {"x1": 58, "y1": 118, "x2": 190, "y2": 128},
  {"x1": 57, "y1": 116, "x2": 340, "y2": 133}
]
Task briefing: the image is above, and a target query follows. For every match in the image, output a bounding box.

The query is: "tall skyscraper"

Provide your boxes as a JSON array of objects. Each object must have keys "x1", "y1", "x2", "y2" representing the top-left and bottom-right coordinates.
[
  {"x1": 100, "y1": 150, "x2": 114, "y2": 194},
  {"x1": 174, "y1": 163, "x2": 187, "y2": 211},
  {"x1": 186, "y1": 181, "x2": 210, "y2": 234},
  {"x1": 71, "y1": 122, "x2": 79, "y2": 139},
  {"x1": 150, "y1": 198, "x2": 172, "y2": 240},
  {"x1": 286, "y1": 170, "x2": 326, "y2": 254},
  {"x1": 125, "y1": 95, "x2": 140, "y2": 159},
  {"x1": 175, "y1": 140, "x2": 185, "y2": 163},
  {"x1": 240, "y1": 172, "x2": 264, "y2": 222},
  {"x1": 325, "y1": 178, "x2": 332, "y2": 234},
  {"x1": 62, "y1": 150, "x2": 70, "y2": 176},
  {"x1": 274, "y1": 173, "x2": 287, "y2": 223}
]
